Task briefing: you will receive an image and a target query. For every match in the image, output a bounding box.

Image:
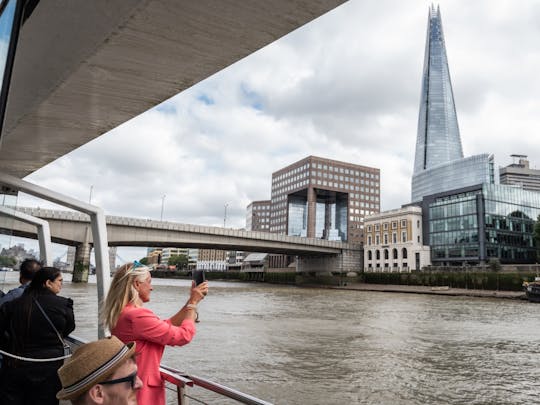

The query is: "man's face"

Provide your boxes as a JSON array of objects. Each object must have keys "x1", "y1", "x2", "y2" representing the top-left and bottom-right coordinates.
[{"x1": 99, "y1": 358, "x2": 142, "y2": 405}]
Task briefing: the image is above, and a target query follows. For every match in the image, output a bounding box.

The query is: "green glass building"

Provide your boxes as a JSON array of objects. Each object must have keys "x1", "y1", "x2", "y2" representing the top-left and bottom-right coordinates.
[{"x1": 422, "y1": 184, "x2": 540, "y2": 265}]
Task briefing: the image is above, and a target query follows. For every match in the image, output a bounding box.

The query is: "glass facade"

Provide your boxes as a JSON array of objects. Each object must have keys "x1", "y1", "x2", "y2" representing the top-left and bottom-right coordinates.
[
  {"x1": 410, "y1": 6, "x2": 494, "y2": 203},
  {"x1": 413, "y1": 5, "x2": 462, "y2": 176},
  {"x1": 287, "y1": 192, "x2": 348, "y2": 241},
  {"x1": 287, "y1": 196, "x2": 307, "y2": 237},
  {"x1": 271, "y1": 156, "x2": 380, "y2": 243},
  {"x1": 426, "y1": 185, "x2": 540, "y2": 264},
  {"x1": 412, "y1": 154, "x2": 495, "y2": 202},
  {"x1": 483, "y1": 184, "x2": 540, "y2": 262}
]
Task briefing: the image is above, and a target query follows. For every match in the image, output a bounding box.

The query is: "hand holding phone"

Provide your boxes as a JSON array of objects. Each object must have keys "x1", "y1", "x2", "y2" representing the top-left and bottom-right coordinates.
[{"x1": 192, "y1": 269, "x2": 205, "y2": 286}]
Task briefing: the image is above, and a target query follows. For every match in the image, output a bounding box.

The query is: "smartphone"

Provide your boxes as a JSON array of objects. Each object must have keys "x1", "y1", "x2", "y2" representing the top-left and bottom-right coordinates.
[{"x1": 192, "y1": 269, "x2": 205, "y2": 286}]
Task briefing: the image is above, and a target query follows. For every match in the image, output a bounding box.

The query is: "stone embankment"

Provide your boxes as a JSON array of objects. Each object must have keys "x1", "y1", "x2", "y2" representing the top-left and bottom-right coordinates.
[{"x1": 326, "y1": 282, "x2": 527, "y2": 300}]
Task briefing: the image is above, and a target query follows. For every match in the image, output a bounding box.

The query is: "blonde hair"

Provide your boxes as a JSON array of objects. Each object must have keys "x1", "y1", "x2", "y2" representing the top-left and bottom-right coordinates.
[{"x1": 100, "y1": 263, "x2": 150, "y2": 332}]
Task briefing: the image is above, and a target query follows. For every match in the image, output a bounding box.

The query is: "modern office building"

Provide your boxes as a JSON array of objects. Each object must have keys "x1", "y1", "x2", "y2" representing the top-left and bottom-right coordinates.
[
  {"x1": 364, "y1": 206, "x2": 431, "y2": 272},
  {"x1": 412, "y1": 154, "x2": 496, "y2": 202},
  {"x1": 246, "y1": 200, "x2": 271, "y2": 231},
  {"x1": 411, "y1": 6, "x2": 495, "y2": 202},
  {"x1": 499, "y1": 155, "x2": 540, "y2": 192},
  {"x1": 421, "y1": 184, "x2": 540, "y2": 265},
  {"x1": 270, "y1": 156, "x2": 380, "y2": 244}
]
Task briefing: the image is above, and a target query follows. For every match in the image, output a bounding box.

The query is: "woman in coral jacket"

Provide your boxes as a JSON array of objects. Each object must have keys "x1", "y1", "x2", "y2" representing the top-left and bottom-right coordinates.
[{"x1": 101, "y1": 262, "x2": 208, "y2": 405}]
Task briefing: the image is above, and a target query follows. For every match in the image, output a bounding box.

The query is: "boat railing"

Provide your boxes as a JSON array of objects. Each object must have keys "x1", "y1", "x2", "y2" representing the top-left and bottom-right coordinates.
[{"x1": 65, "y1": 335, "x2": 273, "y2": 405}]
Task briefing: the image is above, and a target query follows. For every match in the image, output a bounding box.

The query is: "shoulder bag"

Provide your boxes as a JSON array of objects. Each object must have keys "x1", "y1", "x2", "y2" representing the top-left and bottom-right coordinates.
[{"x1": 33, "y1": 298, "x2": 72, "y2": 357}]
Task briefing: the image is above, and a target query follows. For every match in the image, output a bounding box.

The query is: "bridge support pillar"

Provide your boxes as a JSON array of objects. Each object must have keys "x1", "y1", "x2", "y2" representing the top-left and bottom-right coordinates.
[
  {"x1": 73, "y1": 242, "x2": 91, "y2": 283},
  {"x1": 297, "y1": 249, "x2": 362, "y2": 285}
]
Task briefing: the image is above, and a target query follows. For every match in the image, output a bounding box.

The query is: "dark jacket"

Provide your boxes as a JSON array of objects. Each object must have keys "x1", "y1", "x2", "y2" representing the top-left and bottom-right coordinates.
[{"x1": 0, "y1": 289, "x2": 75, "y2": 360}]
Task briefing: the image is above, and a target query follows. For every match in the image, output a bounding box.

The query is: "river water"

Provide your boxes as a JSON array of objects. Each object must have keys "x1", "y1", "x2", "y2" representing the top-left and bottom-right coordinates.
[{"x1": 1, "y1": 272, "x2": 539, "y2": 404}]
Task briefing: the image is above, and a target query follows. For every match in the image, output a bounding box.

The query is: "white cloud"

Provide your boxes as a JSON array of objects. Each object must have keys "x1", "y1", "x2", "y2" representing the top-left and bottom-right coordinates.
[{"x1": 12, "y1": 0, "x2": 540, "y2": 262}]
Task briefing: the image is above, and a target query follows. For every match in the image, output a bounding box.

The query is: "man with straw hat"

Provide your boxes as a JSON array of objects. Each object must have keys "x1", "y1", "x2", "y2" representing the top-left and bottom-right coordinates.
[{"x1": 57, "y1": 336, "x2": 142, "y2": 404}]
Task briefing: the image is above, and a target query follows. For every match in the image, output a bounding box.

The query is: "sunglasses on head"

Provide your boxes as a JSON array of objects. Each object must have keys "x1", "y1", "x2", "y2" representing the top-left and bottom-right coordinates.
[{"x1": 100, "y1": 371, "x2": 138, "y2": 389}]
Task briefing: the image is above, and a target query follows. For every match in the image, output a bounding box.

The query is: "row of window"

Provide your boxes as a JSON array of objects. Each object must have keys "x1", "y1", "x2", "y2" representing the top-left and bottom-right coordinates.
[
  {"x1": 310, "y1": 171, "x2": 379, "y2": 186},
  {"x1": 367, "y1": 219, "x2": 409, "y2": 232},
  {"x1": 272, "y1": 163, "x2": 379, "y2": 183},
  {"x1": 366, "y1": 248, "x2": 409, "y2": 260},
  {"x1": 367, "y1": 231, "x2": 408, "y2": 245}
]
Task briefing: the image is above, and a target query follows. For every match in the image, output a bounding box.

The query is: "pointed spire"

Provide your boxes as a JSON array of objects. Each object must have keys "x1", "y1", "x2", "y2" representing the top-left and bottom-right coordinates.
[{"x1": 413, "y1": 5, "x2": 463, "y2": 175}]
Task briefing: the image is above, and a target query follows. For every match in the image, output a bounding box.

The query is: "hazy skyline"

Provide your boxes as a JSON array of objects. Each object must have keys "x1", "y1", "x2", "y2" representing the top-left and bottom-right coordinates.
[{"x1": 9, "y1": 0, "x2": 540, "y2": 262}]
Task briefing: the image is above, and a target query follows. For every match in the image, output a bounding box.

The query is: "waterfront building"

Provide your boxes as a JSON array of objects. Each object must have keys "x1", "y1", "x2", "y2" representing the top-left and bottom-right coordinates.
[
  {"x1": 188, "y1": 248, "x2": 198, "y2": 269},
  {"x1": 499, "y1": 155, "x2": 540, "y2": 192},
  {"x1": 411, "y1": 6, "x2": 495, "y2": 202},
  {"x1": 364, "y1": 206, "x2": 430, "y2": 272},
  {"x1": 66, "y1": 246, "x2": 76, "y2": 271},
  {"x1": 108, "y1": 246, "x2": 117, "y2": 270},
  {"x1": 146, "y1": 248, "x2": 162, "y2": 266},
  {"x1": 246, "y1": 200, "x2": 271, "y2": 231},
  {"x1": 161, "y1": 247, "x2": 190, "y2": 265},
  {"x1": 227, "y1": 250, "x2": 246, "y2": 270},
  {"x1": 196, "y1": 248, "x2": 227, "y2": 271},
  {"x1": 421, "y1": 184, "x2": 540, "y2": 265},
  {"x1": 270, "y1": 155, "x2": 380, "y2": 244}
]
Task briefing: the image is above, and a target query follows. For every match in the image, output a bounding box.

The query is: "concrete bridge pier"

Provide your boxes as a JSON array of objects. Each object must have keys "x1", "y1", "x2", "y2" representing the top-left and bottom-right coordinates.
[
  {"x1": 296, "y1": 249, "x2": 362, "y2": 285},
  {"x1": 73, "y1": 241, "x2": 91, "y2": 283}
]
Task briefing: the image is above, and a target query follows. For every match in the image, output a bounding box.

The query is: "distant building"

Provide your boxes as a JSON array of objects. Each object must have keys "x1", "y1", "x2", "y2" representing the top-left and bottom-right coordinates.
[
  {"x1": 66, "y1": 246, "x2": 76, "y2": 271},
  {"x1": 411, "y1": 6, "x2": 495, "y2": 202},
  {"x1": 364, "y1": 206, "x2": 430, "y2": 272},
  {"x1": 196, "y1": 249, "x2": 227, "y2": 271},
  {"x1": 108, "y1": 246, "x2": 117, "y2": 270},
  {"x1": 270, "y1": 155, "x2": 380, "y2": 244},
  {"x1": 187, "y1": 248, "x2": 198, "y2": 269},
  {"x1": 246, "y1": 200, "x2": 271, "y2": 231},
  {"x1": 499, "y1": 155, "x2": 540, "y2": 192},
  {"x1": 0, "y1": 243, "x2": 37, "y2": 266},
  {"x1": 146, "y1": 248, "x2": 162, "y2": 266},
  {"x1": 161, "y1": 247, "x2": 190, "y2": 265},
  {"x1": 227, "y1": 250, "x2": 246, "y2": 270},
  {"x1": 421, "y1": 184, "x2": 540, "y2": 265}
]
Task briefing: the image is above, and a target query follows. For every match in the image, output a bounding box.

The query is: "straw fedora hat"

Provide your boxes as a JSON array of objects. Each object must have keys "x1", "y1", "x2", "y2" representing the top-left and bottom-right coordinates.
[{"x1": 57, "y1": 336, "x2": 136, "y2": 400}]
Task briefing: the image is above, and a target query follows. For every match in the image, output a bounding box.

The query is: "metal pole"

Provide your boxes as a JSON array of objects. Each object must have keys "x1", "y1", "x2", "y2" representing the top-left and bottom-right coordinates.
[
  {"x1": 223, "y1": 203, "x2": 228, "y2": 228},
  {"x1": 0, "y1": 172, "x2": 111, "y2": 338},
  {"x1": 89, "y1": 185, "x2": 93, "y2": 204},
  {"x1": 160, "y1": 194, "x2": 166, "y2": 221}
]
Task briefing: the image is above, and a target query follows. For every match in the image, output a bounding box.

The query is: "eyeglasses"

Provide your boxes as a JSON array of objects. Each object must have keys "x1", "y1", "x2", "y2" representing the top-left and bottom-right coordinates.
[{"x1": 100, "y1": 371, "x2": 138, "y2": 389}]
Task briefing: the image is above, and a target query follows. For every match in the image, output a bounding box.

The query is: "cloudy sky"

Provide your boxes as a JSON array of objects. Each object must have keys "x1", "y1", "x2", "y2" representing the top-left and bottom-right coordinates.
[{"x1": 9, "y1": 0, "x2": 540, "y2": 262}]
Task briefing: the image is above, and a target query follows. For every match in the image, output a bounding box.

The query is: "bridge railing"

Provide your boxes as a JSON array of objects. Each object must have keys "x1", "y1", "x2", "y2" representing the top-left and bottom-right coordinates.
[{"x1": 15, "y1": 206, "x2": 360, "y2": 250}]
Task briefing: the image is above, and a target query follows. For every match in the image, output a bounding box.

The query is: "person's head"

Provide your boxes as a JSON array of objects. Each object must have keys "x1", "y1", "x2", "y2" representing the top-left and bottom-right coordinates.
[
  {"x1": 19, "y1": 258, "x2": 41, "y2": 284},
  {"x1": 28, "y1": 266, "x2": 63, "y2": 295},
  {"x1": 101, "y1": 262, "x2": 152, "y2": 331},
  {"x1": 57, "y1": 336, "x2": 141, "y2": 405}
]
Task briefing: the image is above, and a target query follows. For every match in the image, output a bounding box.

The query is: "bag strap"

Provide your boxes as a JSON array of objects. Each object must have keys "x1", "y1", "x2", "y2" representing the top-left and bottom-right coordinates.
[{"x1": 33, "y1": 298, "x2": 67, "y2": 347}]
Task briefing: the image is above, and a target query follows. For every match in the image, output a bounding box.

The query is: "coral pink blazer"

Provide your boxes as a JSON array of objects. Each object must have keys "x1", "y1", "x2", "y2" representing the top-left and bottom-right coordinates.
[{"x1": 112, "y1": 304, "x2": 196, "y2": 405}]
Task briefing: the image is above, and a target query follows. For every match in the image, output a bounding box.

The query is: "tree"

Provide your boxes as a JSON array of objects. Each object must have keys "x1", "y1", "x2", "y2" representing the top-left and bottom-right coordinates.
[
  {"x1": 167, "y1": 254, "x2": 189, "y2": 269},
  {"x1": 0, "y1": 255, "x2": 16, "y2": 267},
  {"x1": 139, "y1": 257, "x2": 149, "y2": 265}
]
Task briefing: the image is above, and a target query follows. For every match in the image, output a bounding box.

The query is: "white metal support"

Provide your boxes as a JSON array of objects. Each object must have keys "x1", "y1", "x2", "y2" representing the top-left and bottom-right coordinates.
[
  {"x1": 0, "y1": 205, "x2": 53, "y2": 265},
  {"x1": 0, "y1": 172, "x2": 110, "y2": 338}
]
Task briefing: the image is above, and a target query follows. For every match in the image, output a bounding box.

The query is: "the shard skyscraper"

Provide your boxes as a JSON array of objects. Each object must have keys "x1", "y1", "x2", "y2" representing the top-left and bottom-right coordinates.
[{"x1": 411, "y1": 6, "x2": 494, "y2": 202}]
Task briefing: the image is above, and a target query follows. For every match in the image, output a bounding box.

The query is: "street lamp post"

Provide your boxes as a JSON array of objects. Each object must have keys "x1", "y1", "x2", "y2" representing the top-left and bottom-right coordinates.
[
  {"x1": 89, "y1": 185, "x2": 93, "y2": 204},
  {"x1": 223, "y1": 203, "x2": 228, "y2": 228},
  {"x1": 160, "y1": 194, "x2": 166, "y2": 221}
]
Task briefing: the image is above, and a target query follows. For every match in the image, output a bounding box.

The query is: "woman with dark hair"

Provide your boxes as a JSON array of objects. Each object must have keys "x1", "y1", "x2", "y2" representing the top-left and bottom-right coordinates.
[{"x1": 0, "y1": 267, "x2": 75, "y2": 405}]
